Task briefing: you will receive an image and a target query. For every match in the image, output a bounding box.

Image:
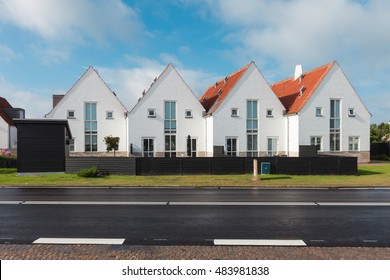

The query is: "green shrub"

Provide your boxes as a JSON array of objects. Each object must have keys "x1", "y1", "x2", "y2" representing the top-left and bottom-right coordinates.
[
  {"x1": 0, "y1": 155, "x2": 17, "y2": 168},
  {"x1": 371, "y1": 154, "x2": 390, "y2": 161},
  {"x1": 77, "y1": 167, "x2": 101, "y2": 178}
]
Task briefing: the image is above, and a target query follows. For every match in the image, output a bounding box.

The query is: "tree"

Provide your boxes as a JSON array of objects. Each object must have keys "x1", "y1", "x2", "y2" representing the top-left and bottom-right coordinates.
[
  {"x1": 103, "y1": 136, "x2": 120, "y2": 156},
  {"x1": 370, "y1": 123, "x2": 390, "y2": 143}
]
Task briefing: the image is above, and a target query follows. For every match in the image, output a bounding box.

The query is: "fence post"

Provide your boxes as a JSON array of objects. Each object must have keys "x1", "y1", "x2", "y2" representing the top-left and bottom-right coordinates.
[{"x1": 252, "y1": 159, "x2": 260, "y2": 181}]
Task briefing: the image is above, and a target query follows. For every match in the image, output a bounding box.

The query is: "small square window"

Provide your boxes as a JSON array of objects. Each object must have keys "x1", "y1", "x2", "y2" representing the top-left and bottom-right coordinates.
[
  {"x1": 67, "y1": 110, "x2": 75, "y2": 119},
  {"x1": 231, "y1": 108, "x2": 239, "y2": 117},
  {"x1": 185, "y1": 110, "x2": 193, "y2": 118},
  {"x1": 348, "y1": 108, "x2": 355, "y2": 117},
  {"x1": 316, "y1": 107, "x2": 323, "y2": 117},
  {"x1": 106, "y1": 111, "x2": 113, "y2": 119},
  {"x1": 148, "y1": 109, "x2": 156, "y2": 118},
  {"x1": 266, "y1": 109, "x2": 273, "y2": 117}
]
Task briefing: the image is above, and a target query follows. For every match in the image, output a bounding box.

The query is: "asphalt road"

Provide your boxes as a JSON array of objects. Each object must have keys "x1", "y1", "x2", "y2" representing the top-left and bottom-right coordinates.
[{"x1": 1, "y1": 187, "x2": 390, "y2": 246}]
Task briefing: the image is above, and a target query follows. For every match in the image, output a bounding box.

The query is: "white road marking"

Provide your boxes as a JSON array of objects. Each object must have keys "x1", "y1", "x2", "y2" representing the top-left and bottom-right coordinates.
[
  {"x1": 0, "y1": 201, "x2": 24, "y2": 204},
  {"x1": 1, "y1": 201, "x2": 390, "y2": 206},
  {"x1": 22, "y1": 201, "x2": 167, "y2": 205},
  {"x1": 170, "y1": 202, "x2": 316, "y2": 206},
  {"x1": 317, "y1": 202, "x2": 390, "y2": 206},
  {"x1": 214, "y1": 239, "x2": 306, "y2": 246},
  {"x1": 33, "y1": 238, "x2": 125, "y2": 245}
]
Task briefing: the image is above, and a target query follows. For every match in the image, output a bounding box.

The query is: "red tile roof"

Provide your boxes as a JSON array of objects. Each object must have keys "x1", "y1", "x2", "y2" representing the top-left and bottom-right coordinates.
[
  {"x1": 0, "y1": 97, "x2": 14, "y2": 126},
  {"x1": 271, "y1": 62, "x2": 335, "y2": 114},
  {"x1": 200, "y1": 62, "x2": 251, "y2": 114}
]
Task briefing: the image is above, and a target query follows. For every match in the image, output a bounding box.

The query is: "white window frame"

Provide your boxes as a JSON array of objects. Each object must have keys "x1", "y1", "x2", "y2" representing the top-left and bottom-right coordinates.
[
  {"x1": 231, "y1": 108, "x2": 239, "y2": 117},
  {"x1": 85, "y1": 102, "x2": 98, "y2": 152},
  {"x1": 142, "y1": 138, "x2": 155, "y2": 157},
  {"x1": 316, "y1": 107, "x2": 323, "y2": 117},
  {"x1": 266, "y1": 109, "x2": 273, "y2": 118},
  {"x1": 348, "y1": 108, "x2": 356, "y2": 117},
  {"x1": 226, "y1": 137, "x2": 238, "y2": 156},
  {"x1": 106, "y1": 111, "x2": 114, "y2": 119},
  {"x1": 67, "y1": 110, "x2": 75, "y2": 119},
  {"x1": 310, "y1": 136, "x2": 323, "y2": 151},
  {"x1": 69, "y1": 138, "x2": 75, "y2": 152},
  {"x1": 185, "y1": 109, "x2": 193, "y2": 118},
  {"x1": 186, "y1": 137, "x2": 197, "y2": 157},
  {"x1": 349, "y1": 136, "x2": 359, "y2": 151},
  {"x1": 147, "y1": 108, "x2": 156, "y2": 118},
  {"x1": 267, "y1": 137, "x2": 278, "y2": 156}
]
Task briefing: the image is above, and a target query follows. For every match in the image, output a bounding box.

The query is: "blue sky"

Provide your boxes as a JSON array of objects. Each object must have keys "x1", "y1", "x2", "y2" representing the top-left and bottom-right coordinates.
[{"x1": 0, "y1": 0, "x2": 389, "y2": 123}]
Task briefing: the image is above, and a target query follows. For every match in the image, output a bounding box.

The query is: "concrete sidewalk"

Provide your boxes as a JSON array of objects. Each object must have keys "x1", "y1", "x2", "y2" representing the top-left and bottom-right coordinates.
[{"x1": 1, "y1": 245, "x2": 390, "y2": 260}]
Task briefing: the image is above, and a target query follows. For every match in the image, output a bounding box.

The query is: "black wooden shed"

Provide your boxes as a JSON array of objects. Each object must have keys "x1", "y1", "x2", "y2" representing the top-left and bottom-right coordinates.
[{"x1": 14, "y1": 119, "x2": 72, "y2": 174}]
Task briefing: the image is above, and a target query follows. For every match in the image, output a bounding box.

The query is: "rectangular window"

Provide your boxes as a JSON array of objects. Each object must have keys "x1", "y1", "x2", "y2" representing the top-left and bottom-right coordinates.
[
  {"x1": 310, "y1": 136, "x2": 322, "y2": 151},
  {"x1": 330, "y1": 99, "x2": 341, "y2": 151},
  {"x1": 106, "y1": 111, "x2": 113, "y2": 119},
  {"x1": 85, "y1": 102, "x2": 97, "y2": 152},
  {"x1": 231, "y1": 108, "x2": 239, "y2": 117},
  {"x1": 67, "y1": 110, "x2": 75, "y2": 119},
  {"x1": 267, "y1": 137, "x2": 278, "y2": 156},
  {"x1": 164, "y1": 101, "x2": 176, "y2": 133},
  {"x1": 69, "y1": 138, "x2": 75, "y2": 152},
  {"x1": 266, "y1": 109, "x2": 273, "y2": 117},
  {"x1": 185, "y1": 110, "x2": 193, "y2": 118},
  {"x1": 316, "y1": 107, "x2": 323, "y2": 117},
  {"x1": 148, "y1": 108, "x2": 156, "y2": 118},
  {"x1": 143, "y1": 138, "x2": 154, "y2": 157},
  {"x1": 247, "y1": 100, "x2": 258, "y2": 133},
  {"x1": 226, "y1": 137, "x2": 238, "y2": 156},
  {"x1": 348, "y1": 108, "x2": 355, "y2": 117},
  {"x1": 247, "y1": 134, "x2": 258, "y2": 157},
  {"x1": 186, "y1": 138, "x2": 197, "y2": 157},
  {"x1": 165, "y1": 135, "x2": 176, "y2": 157},
  {"x1": 349, "y1": 136, "x2": 359, "y2": 151},
  {"x1": 186, "y1": 137, "x2": 197, "y2": 157}
]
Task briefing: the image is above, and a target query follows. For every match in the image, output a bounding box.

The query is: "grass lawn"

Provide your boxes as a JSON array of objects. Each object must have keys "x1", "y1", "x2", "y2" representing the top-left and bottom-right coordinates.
[{"x1": 0, "y1": 163, "x2": 389, "y2": 187}]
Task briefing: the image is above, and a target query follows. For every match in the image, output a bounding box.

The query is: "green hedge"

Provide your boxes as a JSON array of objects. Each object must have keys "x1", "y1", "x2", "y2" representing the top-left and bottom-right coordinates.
[{"x1": 0, "y1": 155, "x2": 17, "y2": 168}]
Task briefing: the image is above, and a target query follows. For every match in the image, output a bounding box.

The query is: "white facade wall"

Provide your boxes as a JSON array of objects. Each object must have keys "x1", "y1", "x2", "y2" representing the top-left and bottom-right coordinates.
[
  {"x1": 0, "y1": 118, "x2": 9, "y2": 149},
  {"x1": 129, "y1": 64, "x2": 206, "y2": 157},
  {"x1": 46, "y1": 67, "x2": 128, "y2": 154},
  {"x1": 205, "y1": 116, "x2": 214, "y2": 156},
  {"x1": 286, "y1": 115, "x2": 299, "y2": 156},
  {"x1": 212, "y1": 63, "x2": 286, "y2": 156},
  {"x1": 299, "y1": 63, "x2": 371, "y2": 160}
]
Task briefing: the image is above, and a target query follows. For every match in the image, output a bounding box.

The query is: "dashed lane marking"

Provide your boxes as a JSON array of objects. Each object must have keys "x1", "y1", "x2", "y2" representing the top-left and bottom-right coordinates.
[
  {"x1": 214, "y1": 239, "x2": 306, "y2": 246},
  {"x1": 33, "y1": 238, "x2": 125, "y2": 245}
]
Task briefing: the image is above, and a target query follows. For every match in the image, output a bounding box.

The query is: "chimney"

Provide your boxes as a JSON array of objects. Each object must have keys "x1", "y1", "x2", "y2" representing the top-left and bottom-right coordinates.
[
  {"x1": 52, "y1": 95, "x2": 65, "y2": 108},
  {"x1": 294, "y1": 65, "x2": 303, "y2": 81}
]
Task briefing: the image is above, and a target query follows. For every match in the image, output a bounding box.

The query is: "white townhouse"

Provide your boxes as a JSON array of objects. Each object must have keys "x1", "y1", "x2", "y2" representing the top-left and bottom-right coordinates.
[
  {"x1": 45, "y1": 67, "x2": 129, "y2": 156},
  {"x1": 271, "y1": 61, "x2": 371, "y2": 163},
  {"x1": 128, "y1": 64, "x2": 206, "y2": 157},
  {"x1": 0, "y1": 97, "x2": 25, "y2": 151},
  {"x1": 200, "y1": 62, "x2": 287, "y2": 157}
]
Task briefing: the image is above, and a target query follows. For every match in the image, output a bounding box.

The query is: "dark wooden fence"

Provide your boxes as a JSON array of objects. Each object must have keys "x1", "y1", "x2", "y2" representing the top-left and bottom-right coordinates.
[
  {"x1": 66, "y1": 157, "x2": 136, "y2": 175},
  {"x1": 66, "y1": 156, "x2": 357, "y2": 176},
  {"x1": 136, "y1": 156, "x2": 358, "y2": 176},
  {"x1": 371, "y1": 143, "x2": 390, "y2": 157}
]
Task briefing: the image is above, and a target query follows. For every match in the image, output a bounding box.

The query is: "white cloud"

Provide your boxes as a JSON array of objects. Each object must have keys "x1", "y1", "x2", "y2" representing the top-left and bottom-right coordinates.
[
  {"x1": 0, "y1": 44, "x2": 21, "y2": 61},
  {"x1": 0, "y1": 0, "x2": 144, "y2": 45},
  {"x1": 182, "y1": 0, "x2": 390, "y2": 123},
  {"x1": 0, "y1": 76, "x2": 51, "y2": 119},
  {"x1": 97, "y1": 55, "x2": 220, "y2": 111},
  {"x1": 186, "y1": 0, "x2": 390, "y2": 73}
]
